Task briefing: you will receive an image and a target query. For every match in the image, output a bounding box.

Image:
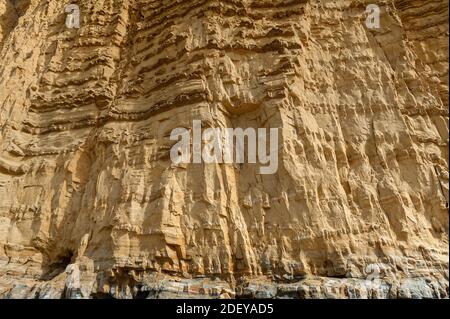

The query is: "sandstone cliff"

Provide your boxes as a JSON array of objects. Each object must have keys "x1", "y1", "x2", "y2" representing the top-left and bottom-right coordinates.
[{"x1": 0, "y1": 0, "x2": 448, "y2": 298}]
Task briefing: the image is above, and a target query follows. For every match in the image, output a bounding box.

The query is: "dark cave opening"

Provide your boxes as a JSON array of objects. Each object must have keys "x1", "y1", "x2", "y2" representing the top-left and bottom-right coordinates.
[{"x1": 40, "y1": 250, "x2": 75, "y2": 281}]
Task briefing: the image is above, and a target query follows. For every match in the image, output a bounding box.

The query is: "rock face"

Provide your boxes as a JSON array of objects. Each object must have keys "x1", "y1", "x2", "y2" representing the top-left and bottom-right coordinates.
[{"x1": 0, "y1": 0, "x2": 448, "y2": 299}]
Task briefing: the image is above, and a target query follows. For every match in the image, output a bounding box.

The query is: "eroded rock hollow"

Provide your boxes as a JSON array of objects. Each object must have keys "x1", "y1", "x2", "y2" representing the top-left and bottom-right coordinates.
[{"x1": 0, "y1": 0, "x2": 448, "y2": 298}]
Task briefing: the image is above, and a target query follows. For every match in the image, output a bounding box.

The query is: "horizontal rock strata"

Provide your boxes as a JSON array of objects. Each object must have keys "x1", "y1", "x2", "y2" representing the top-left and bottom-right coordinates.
[{"x1": 0, "y1": 0, "x2": 448, "y2": 298}]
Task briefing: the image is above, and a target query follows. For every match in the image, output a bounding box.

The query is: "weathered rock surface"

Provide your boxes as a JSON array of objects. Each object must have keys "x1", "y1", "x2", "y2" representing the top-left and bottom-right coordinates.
[{"x1": 0, "y1": 0, "x2": 448, "y2": 298}]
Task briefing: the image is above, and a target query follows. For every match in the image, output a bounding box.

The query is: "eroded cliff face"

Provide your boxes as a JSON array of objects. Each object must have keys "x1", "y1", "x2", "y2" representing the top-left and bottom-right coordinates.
[{"x1": 0, "y1": 0, "x2": 448, "y2": 299}]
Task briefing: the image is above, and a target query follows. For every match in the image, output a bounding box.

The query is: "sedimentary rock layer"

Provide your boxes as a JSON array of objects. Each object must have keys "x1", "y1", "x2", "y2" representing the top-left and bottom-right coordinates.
[{"x1": 0, "y1": 0, "x2": 448, "y2": 298}]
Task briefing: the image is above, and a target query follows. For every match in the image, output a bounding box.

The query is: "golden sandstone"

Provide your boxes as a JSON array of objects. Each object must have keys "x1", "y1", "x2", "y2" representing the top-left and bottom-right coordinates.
[{"x1": 0, "y1": 0, "x2": 448, "y2": 298}]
